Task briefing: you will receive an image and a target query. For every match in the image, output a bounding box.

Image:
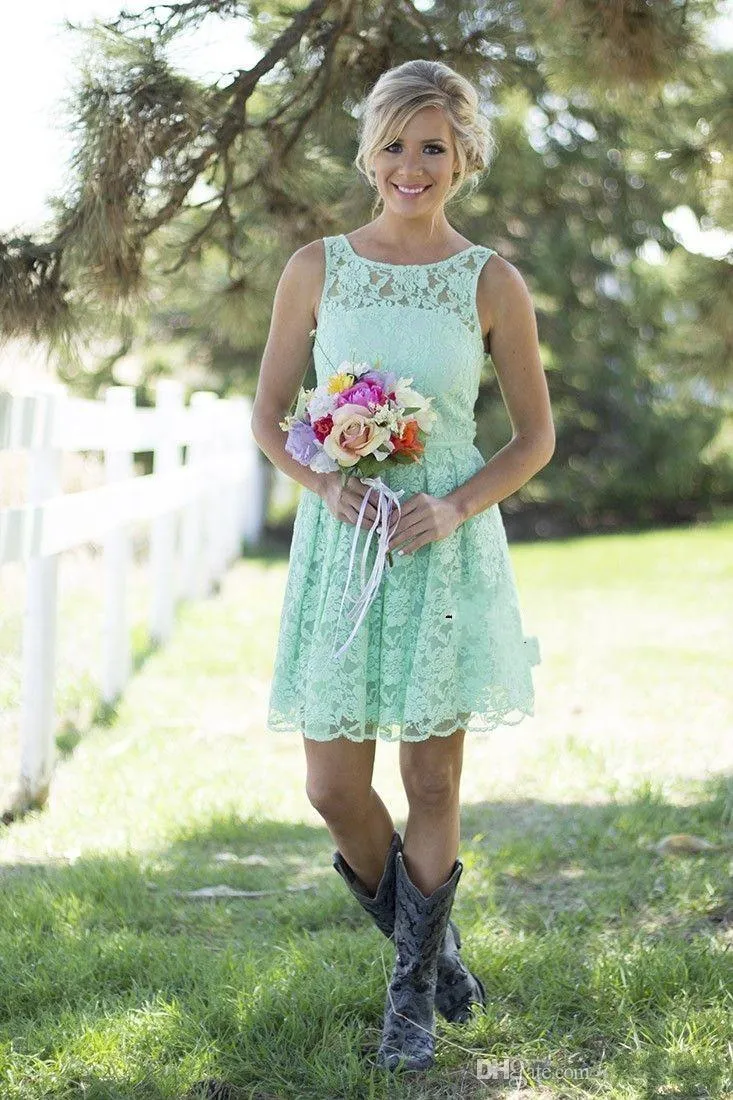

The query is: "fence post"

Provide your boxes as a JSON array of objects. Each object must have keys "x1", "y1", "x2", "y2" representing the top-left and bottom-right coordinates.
[
  {"x1": 102, "y1": 386, "x2": 135, "y2": 705},
  {"x1": 226, "y1": 396, "x2": 249, "y2": 558},
  {"x1": 210, "y1": 398, "x2": 228, "y2": 585},
  {"x1": 18, "y1": 385, "x2": 65, "y2": 809},
  {"x1": 240, "y1": 395, "x2": 265, "y2": 547},
  {"x1": 150, "y1": 380, "x2": 184, "y2": 644},
  {"x1": 181, "y1": 391, "x2": 217, "y2": 601},
  {"x1": 201, "y1": 393, "x2": 221, "y2": 594},
  {"x1": 224, "y1": 400, "x2": 242, "y2": 567}
]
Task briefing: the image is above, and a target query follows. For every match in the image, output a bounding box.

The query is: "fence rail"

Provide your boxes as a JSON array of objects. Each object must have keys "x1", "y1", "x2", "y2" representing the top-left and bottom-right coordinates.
[{"x1": 0, "y1": 379, "x2": 263, "y2": 816}]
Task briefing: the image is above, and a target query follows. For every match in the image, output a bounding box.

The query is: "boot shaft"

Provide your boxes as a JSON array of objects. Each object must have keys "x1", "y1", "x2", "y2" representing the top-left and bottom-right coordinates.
[
  {"x1": 332, "y1": 831, "x2": 402, "y2": 939},
  {"x1": 392, "y1": 852, "x2": 463, "y2": 980},
  {"x1": 376, "y1": 851, "x2": 464, "y2": 1072}
]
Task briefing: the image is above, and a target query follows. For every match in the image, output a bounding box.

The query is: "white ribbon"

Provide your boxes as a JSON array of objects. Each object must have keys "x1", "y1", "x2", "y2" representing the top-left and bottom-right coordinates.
[{"x1": 330, "y1": 475, "x2": 405, "y2": 660}]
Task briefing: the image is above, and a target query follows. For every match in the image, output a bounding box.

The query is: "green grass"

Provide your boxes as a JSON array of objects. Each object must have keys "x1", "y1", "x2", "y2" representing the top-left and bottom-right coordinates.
[{"x1": 0, "y1": 511, "x2": 731, "y2": 1099}]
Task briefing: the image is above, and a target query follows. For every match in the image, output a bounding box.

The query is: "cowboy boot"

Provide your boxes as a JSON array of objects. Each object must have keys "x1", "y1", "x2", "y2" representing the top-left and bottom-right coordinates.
[
  {"x1": 333, "y1": 832, "x2": 485, "y2": 1023},
  {"x1": 436, "y1": 918, "x2": 486, "y2": 1024},
  {"x1": 375, "y1": 850, "x2": 462, "y2": 1072},
  {"x1": 332, "y1": 830, "x2": 401, "y2": 939}
]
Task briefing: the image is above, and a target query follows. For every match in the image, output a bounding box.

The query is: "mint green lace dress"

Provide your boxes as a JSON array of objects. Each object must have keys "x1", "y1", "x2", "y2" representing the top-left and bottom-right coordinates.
[{"x1": 266, "y1": 233, "x2": 541, "y2": 743}]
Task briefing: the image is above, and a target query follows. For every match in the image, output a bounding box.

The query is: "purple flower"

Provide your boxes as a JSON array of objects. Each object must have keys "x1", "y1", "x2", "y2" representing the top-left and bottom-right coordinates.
[
  {"x1": 285, "y1": 419, "x2": 320, "y2": 466},
  {"x1": 360, "y1": 369, "x2": 398, "y2": 392}
]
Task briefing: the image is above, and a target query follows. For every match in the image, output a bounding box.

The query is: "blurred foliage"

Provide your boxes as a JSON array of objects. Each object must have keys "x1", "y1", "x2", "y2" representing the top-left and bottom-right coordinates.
[{"x1": 0, "y1": 0, "x2": 731, "y2": 533}]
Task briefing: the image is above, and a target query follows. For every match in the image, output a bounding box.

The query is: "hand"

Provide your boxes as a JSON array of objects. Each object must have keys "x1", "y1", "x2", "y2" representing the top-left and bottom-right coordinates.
[
  {"x1": 317, "y1": 471, "x2": 383, "y2": 531},
  {"x1": 387, "y1": 492, "x2": 463, "y2": 556}
]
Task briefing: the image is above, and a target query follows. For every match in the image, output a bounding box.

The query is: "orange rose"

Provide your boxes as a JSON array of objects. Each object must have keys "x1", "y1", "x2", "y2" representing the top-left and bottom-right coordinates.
[{"x1": 390, "y1": 419, "x2": 424, "y2": 459}]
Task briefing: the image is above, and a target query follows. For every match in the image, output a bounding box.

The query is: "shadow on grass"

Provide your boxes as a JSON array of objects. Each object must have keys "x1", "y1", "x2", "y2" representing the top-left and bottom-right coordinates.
[
  {"x1": 240, "y1": 527, "x2": 292, "y2": 565},
  {"x1": 1, "y1": 772, "x2": 732, "y2": 1098}
]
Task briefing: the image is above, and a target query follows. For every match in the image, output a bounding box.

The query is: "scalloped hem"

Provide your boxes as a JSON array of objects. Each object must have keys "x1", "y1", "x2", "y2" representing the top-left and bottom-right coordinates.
[{"x1": 266, "y1": 706, "x2": 535, "y2": 743}]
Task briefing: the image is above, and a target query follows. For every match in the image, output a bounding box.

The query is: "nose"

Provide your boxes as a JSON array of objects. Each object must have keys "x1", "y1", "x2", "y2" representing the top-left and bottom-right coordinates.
[{"x1": 395, "y1": 151, "x2": 428, "y2": 178}]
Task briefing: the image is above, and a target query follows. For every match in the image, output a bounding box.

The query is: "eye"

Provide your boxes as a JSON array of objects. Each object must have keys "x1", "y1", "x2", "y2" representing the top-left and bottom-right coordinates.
[{"x1": 384, "y1": 142, "x2": 446, "y2": 154}]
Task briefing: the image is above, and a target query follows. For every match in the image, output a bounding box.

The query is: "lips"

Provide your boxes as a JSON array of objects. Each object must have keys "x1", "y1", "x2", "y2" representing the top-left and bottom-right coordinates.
[{"x1": 392, "y1": 183, "x2": 432, "y2": 196}]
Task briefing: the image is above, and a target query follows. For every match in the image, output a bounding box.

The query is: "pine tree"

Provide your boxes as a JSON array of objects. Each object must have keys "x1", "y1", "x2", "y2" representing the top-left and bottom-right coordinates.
[{"x1": 0, "y1": 0, "x2": 729, "y2": 529}]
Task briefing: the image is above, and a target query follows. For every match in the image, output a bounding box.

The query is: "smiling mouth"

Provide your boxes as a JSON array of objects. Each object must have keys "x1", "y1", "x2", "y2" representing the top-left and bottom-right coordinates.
[{"x1": 392, "y1": 183, "x2": 432, "y2": 195}]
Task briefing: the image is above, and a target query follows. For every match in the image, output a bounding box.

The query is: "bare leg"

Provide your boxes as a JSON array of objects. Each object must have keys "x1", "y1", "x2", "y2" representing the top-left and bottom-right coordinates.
[
  {"x1": 303, "y1": 734, "x2": 396, "y2": 896},
  {"x1": 399, "y1": 727, "x2": 465, "y2": 895}
]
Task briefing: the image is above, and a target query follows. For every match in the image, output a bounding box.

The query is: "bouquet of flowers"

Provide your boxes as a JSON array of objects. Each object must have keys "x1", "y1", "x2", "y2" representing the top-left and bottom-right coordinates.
[{"x1": 279, "y1": 329, "x2": 437, "y2": 658}]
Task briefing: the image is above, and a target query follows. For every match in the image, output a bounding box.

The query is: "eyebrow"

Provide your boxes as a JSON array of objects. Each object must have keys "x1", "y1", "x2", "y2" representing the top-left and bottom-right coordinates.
[{"x1": 390, "y1": 137, "x2": 447, "y2": 143}]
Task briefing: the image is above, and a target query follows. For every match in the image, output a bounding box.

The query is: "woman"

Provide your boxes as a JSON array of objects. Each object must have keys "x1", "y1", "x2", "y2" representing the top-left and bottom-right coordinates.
[{"x1": 251, "y1": 58, "x2": 555, "y2": 1072}]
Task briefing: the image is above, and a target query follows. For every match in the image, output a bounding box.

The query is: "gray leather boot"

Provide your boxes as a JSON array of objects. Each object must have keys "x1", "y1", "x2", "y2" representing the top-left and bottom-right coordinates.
[
  {"x1": 332, "y1": 832, "x2": 485, "y2": 1024},
  {"x1": 332, "y1": 830, "x2": 401, "y2": 939},
  {"x1": 436, "y1": 918, "x2": 486, "y2": 1024},
  {"x1": 376, "y1": 851, "x2": 463, "y2": 1072}
]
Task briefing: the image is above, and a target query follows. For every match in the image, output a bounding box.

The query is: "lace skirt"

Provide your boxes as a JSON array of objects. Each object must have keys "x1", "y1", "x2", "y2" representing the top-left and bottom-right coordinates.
[{"x1": 266, "y1": 444, "x2": 541, "y2": 743}]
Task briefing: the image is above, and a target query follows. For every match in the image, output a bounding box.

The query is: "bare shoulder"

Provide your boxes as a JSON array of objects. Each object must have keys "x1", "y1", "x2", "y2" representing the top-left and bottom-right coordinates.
[
  {"x1": 281, "y1": 238, "x2": 326, "y2": 325},
  {"x1": 476, "y1": 252, "x2": 532, "y2": 345},
  {"x1": 288, "y1": 237, "x2": 326, "y2": 271}
]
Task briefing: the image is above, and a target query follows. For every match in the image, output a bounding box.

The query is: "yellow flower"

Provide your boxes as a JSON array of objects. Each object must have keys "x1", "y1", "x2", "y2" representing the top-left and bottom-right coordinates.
[{"x1": 327, "y1": 372, "x2": 355, "y2": 394}]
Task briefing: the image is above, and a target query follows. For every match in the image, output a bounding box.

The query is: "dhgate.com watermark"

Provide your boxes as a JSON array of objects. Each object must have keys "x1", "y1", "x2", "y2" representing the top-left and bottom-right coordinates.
[{"x1": 476, "y1": 1057, "x2": 594, "y2": 1086}]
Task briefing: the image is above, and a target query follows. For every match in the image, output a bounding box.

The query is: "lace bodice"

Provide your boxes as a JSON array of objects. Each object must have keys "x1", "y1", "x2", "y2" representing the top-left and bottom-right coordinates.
[{"x1": 315, "y1": 234, "x2": 496, "y2": 448}]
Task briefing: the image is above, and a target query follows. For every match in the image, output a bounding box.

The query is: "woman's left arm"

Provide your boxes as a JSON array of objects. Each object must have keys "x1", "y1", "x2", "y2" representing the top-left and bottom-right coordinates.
[{"x1": 443, "y1": 255, "x2": 556, "y2": 524}]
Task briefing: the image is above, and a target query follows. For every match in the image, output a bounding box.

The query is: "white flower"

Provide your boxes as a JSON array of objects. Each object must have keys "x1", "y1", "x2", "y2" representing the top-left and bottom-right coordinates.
[
  {"x1": 372, "y1": 407, "x2": 401, "y2": 438},
  {"x1": 394, "y1": 380, "x2": 437, "y2": 432},
  {"x1": 309, "y1": 447, "x2": 340, "y2": 473},
  {"x1": 308, "y1": 387, "x2": 338, "y2": 420}
]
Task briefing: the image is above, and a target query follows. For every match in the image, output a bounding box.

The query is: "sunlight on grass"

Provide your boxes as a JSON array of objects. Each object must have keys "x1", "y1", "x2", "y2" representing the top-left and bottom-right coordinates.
[{"x1": 0, "y1": 516, "x2": 731, "y2": 1097}]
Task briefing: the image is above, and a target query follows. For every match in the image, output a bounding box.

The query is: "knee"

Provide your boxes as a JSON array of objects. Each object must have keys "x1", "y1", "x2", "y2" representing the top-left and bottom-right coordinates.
[
  {"x1": 305, "y1": 780, "x2": 369, "y2": 823},
  {"x1": 402, "y1": 766, "x2": 459, "y2": 810}
]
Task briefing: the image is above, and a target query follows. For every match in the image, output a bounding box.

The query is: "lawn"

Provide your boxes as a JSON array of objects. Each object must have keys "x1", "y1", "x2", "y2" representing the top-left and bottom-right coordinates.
[{"x1": 0, "y1": 510, "x2": 731, "y2": 1099}]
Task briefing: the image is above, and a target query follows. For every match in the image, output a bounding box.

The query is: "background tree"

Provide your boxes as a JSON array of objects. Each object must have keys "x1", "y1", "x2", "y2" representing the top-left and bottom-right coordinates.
[{"x1": 0, "y1": 0, "x2": 730, "y2": 533}]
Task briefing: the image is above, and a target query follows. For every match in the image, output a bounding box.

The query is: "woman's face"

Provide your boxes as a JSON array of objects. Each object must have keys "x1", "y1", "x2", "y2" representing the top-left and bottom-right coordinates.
[{"x1": 372, "y1": 106, "x2": 457, "y2": 218}]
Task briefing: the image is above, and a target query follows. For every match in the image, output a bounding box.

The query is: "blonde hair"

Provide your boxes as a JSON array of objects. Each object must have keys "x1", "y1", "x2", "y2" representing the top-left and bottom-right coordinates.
[{"x1": 354, "y1": 59, "x2": 497, "y2": 225}]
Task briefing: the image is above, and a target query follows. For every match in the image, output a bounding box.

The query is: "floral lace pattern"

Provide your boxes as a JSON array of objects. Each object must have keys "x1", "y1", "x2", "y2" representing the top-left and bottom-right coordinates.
[
  {"x1": 323, "y1": 235, "x2": 489, "y2": 338},
  {"x1": 267, "y1": 234, "x2": 541, "y2": 743}
]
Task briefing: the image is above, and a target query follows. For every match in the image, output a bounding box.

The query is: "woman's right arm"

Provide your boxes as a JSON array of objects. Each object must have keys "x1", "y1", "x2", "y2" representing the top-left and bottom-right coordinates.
[
  {"x1": 250, "y1": 242, "x2": 380, "y2": 527},
  {"x1": 250, "y1": 241, "x2": 330, "y2": 497}
]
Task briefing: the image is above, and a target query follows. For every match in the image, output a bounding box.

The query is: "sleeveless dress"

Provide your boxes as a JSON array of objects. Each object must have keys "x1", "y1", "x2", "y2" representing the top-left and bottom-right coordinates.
[{"x1": 266, "y1": 233, "x2": 542, "y2": 743}]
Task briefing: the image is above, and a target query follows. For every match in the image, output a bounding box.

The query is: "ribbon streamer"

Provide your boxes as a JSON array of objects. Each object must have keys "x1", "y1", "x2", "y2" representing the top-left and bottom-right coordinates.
[{"x1": 331, "y1": 476, "x2": 405, "y2": 660}]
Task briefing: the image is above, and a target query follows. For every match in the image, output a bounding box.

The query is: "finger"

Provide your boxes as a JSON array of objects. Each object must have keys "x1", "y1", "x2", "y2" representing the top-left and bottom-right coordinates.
[
  {"x1": 387, "y1": 506, "x2": 408, "y2": 535},
  {"x1": 349, "y1": 485, "x2": 381, "y2": 519},
  {"x1": 345, "y1": 493, "x2": 379, "y2": 524},
  {"x1": 352, "y1": 503, "x2": 376, "y2": 525},
  {"x1": 392, "y1": 499, "x2": 413, "y2": 521},
  {"x1": 390, "y1": 523, "x2": 431, "y2": 554},
  {"x1": 388, "y1": 518, "x2": 420, "y2": 548},
  {"x1": 347, "y1": 507, "x2": 377, "y2": 529},
  {"x1": 394, "y1": 536, "x2": 422, "y2": 555},
  {"x1": 348, "y1": 504, "x2": 379, "y2": 525},
  {"x1": 348, "y1": 504, "x2": 385, "y2": 531}
]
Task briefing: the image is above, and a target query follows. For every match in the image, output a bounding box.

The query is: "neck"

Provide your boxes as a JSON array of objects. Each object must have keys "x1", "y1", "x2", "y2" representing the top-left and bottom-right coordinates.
[{"x1": 371, "y1": 210, "x2": 454, "y2": 247}]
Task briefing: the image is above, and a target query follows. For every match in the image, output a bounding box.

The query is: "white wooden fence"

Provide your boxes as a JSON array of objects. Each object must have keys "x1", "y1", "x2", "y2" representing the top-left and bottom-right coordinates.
[{"x1": 0, "y1": 380, "x2": 265, "y2": 815}]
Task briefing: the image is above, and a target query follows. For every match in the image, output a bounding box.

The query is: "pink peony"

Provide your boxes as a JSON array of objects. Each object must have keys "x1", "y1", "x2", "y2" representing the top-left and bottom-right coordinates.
[{"x1": 335, "y1": 379, "x2": 386, "y2": 410}]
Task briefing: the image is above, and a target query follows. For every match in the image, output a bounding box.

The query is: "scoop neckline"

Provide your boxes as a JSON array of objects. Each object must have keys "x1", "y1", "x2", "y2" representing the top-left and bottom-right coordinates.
[{"x1": 338, "y1": 233, "x2": 482, "y2": 268}]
